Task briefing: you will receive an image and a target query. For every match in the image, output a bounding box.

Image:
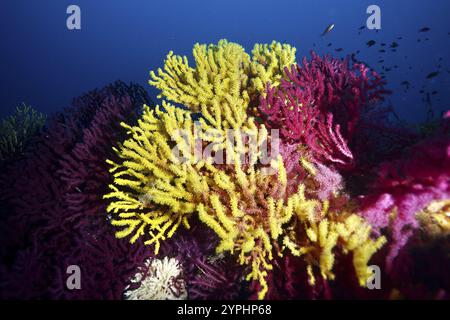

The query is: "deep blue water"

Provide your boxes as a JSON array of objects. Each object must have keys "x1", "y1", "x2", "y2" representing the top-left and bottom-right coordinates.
[{"x1": 1, "y1": 0, "x2": 449, "y2": 123}]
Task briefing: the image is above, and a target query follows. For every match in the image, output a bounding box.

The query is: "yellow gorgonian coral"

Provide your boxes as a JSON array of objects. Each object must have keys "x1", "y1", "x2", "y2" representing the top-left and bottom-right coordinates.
[
  {"x1": 103, "y1": 101, "x2": 272, "y2": 256},
  {"x1": 198, "y1": 154, "x2": 385, "y2": 299},
  {"x1": 197, "y1": 153, "x2": 291, "y2": 299},
  {"x1": 249, "y1": 41, "x2": 297, "y2": 94},
  {"x1": 149, "y1": 39, "x2": 296, "y2": 129},
  {"x1": 104, "y1": 102, "x2": 212, "y2": 254},
  {"x1": 417, "y1": 200, "x2": 450, "y2": 237},
  {"x1": 105, "y1": 40, "x2": 385, "y2": 300},
  {"x1": 287, "y1": 159, "x2": 387, "y2": 287}
]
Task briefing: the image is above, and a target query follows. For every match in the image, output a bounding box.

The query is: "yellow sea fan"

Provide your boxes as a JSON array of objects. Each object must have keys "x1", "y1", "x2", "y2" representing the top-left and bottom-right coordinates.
[
  {"x1": 149, "y1": 39, "x2": 297, "y2": 129},
  {"x1": 105, "y1": 39, "x2": 386, "y2": 300},
  {"x1": 249, "y1": 41, "x2": 297, "y2": 95},
  {"x1": 195, "y1": 147, "x2": 385, "y2": 299},
  {"x1": 417, "y1": 199, "x2": 450, "y2": 237},
  {"x1": 276, "y1": 158, "x2": 387, "y2": 287},
  {"x1": 104, "y1": 102, "x2": 212, "y2": 254},
  {"x1": 149, "y1": 40, "x2": 251, "y2": 113},
  {"x1": 197, "y1": 153, "x2": 292, "y2": 300}
]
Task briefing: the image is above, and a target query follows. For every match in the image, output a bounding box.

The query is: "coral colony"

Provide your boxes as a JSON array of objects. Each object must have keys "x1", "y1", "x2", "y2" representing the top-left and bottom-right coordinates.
[
  {"x1": 0, "y1": 104, "x2": 46, "y2": 163},
  {"x1": 0, "y1": 40, "x2": 449, "y2": 300}
]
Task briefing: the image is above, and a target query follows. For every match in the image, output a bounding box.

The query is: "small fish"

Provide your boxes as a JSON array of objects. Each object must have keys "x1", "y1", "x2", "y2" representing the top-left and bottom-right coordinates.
[
  {"x1": 426, "y1": 71, "x2": 440, "y2": 79},
  {"x1": 432, "y1": 91, "x2": 438, "y2": 95},
  {"x1": 417, "y1": 39, "x2": 421, "y2": 42},
  {"x1": 356, "y1": 50, "x2": 360, "y2": 54},
  {"x1": 394, "y1": 65, "x2": 398, "y2": 69},
  {"x1": 391, "y1": 42, "x2": 399, "y2": 48},
  {"x1": 398, "y1": 36, "x2": 403, "y2": 40},
  {"x1": 321, "y1": 24, "x2": 335, "y2": 36},
  {"x1": 327, "y1": 43, "x2": 332, "y2": 47},
  {"x1": 335, "y1": 48, "x2": 343, "y2": 52},
  {"x1": 377, "y1": 60, "x2": 384, "y2": 63},
  {"x1": 425, "y1": 38, "x2": 429, "y2": 41},
  {"x1": 358, "y1": 25, "x2": 365, "y2": 30},
  {"x1": 385, "y1": 67, "x2": 392, "y2": 72},
  {"x1": 366, "y1": 40, "x2": 376, "y2": 47},
  {"x1": 391, "y1": 49, "x2": 397, "y2": 52},
  {"x1": 401, "y1": 81, "x2": 410, "y2": 86},
  {"x1": 419, "y1": 90, "x2": 425, "y2": 94},
  {"x1": 380, "y1": 43, "x2": 386, "y2": 46},
  {"x1": 379, "y1": 49, "x2": 386, "y2": 53},
  {"x1": 419, "y1": 27, "x2": 430, "y2": 32}
]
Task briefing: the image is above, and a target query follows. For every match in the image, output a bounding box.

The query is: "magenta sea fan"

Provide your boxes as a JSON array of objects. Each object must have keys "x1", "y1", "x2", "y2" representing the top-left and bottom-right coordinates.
[
  {"x1": 360, "y1": 133, "x2": 450, "y2": 271},
  {"x1": 0, "y1": 81, "x2": 154, "y2": 299},
  {"x1": 258, "y1": 52, "x2": 390, "y2": 168}
]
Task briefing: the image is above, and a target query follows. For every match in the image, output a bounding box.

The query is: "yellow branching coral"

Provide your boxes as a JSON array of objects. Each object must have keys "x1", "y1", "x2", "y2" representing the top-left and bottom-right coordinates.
[
  {"x1": 150, "y1": 40, "x2": 250, "y2": 114},
  {"x1": 197, "y1": 153, "x2": 293, "y2": 300},
  {"x1": 277, "y1": 187, "x2": 386, "y2": 287},
  {"x1": 197, "y1": 151, "x2": 385, "y2": 299},
  {"x1": 104, "y1": 101, "x2": 385, "y2": 299},
  {"x1": 280, "y1": 158, "x2": 387, "y2": 288},
  {"x1": 105, "y1": 39, "x2": 385, "y2": 300},
  {"x1": 417, "y1": 200, "x2": 450, "y2": 237},
  {"x1": 149, "y1": 39, "x2": 296, "y2": 129},
  {"x1": 249, "y1": 41, "x2": 297, "y2": 94},
  {"x1": 104, "y1": 102, "x2": 212, "y2": 254}
]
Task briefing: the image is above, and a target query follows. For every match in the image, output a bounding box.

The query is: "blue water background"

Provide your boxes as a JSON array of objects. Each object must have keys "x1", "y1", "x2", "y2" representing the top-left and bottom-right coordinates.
[{"x1": 1, "y1": 0, "x2": 449, "y2": 123}]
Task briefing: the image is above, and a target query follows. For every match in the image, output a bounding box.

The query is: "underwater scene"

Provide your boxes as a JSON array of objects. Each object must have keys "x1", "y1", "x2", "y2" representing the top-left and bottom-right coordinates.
[{"x1": 0, "y1": 0, "x2": 449, "y2": 301}]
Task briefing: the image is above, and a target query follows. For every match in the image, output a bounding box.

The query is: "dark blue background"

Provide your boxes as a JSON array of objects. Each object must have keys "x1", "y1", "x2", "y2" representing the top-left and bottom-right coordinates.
[{"x1": 1, "y1": 0, "x2": 449, "y2": 123}]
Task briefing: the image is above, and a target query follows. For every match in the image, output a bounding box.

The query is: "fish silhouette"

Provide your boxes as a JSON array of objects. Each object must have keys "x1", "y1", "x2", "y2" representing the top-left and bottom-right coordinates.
[
  {"x1": 366, "y1": 40, "x2": 376, "y2": 47},
  {"x1": 321, "y1": 24, "x2": 335, "y2": 36},
  {"x1": 426, "y1": 71, "x2": 439, "y2": 79}
]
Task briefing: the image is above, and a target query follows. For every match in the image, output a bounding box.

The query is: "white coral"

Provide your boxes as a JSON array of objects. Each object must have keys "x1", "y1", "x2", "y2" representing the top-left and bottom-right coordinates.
[{"x1": 124, "y1": 257, "x2": 187, "y2": 300}]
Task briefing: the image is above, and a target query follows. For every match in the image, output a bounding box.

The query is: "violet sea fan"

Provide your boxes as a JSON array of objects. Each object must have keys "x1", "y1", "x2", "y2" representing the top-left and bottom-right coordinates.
[
  {"x1": 0, "y1": 81, "x2": 154, "y2": 299},
  {"x1": 360, "y1": 132, "x2": 450, "y2": 271},
  {"x1": 159, "y1": 224, "x2": 247, "y2": 300},
  {"x1": 258, "y1": 52, "x2": 390, "y2": 168}
]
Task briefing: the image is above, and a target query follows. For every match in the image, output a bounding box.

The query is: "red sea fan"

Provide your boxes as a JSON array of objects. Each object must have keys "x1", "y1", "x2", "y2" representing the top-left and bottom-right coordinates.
[
  {"x1": 259, "y1": 254, "x2": 319, "y2": 300},
  {"x1": 258, "y1": 52, "x2": 390, "y2": 168},
  {"x1": 58, "y1": 94, "x2": 142, "y2": 235},
  {"x1": 159, "y1": 224, "x2": 247, "y2": 300},
  {"x1": 360, "y1": 133, "x2": 450, "y2": 271},
  {"x1": 188, "y1": 255, "x2": 245, "y2": 300},
  {"x1": 0, "y1": 81, "x2": 154, "y2": 299}
]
